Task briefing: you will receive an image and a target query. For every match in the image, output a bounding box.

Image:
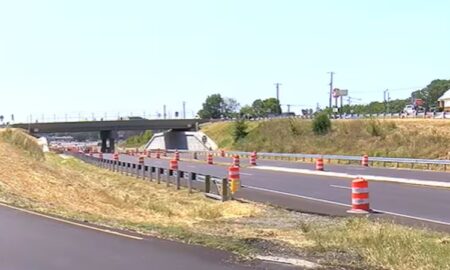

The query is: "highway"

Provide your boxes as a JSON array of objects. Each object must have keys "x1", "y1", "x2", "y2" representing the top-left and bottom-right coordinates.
[
  {"x1": 100, "y1": 153, "x2": 450, "y2": 229},
  {"x1": 0, "y1": 203, "x2": 291, "y2": 270}
]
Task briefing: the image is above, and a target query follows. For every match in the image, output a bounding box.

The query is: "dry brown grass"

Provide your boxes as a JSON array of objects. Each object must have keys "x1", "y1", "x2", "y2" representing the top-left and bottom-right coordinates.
[
  {"x1": 0, "y1": 130, "x2": 449, "y2": 269},
  {"x1": 203, "y1": 119, "x2": 450, "y2": 159}
]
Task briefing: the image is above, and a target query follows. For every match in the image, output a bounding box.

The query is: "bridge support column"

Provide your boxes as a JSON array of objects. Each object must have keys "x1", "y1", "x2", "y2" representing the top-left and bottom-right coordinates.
[{"x1": 100, "y1": 130, "x2": 116, "y2": 153}]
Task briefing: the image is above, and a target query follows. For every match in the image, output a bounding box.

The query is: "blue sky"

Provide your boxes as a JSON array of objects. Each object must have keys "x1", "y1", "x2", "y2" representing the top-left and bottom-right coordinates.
[{"x1": 0, "y1": 0, "x2": 449, "y2": 122}]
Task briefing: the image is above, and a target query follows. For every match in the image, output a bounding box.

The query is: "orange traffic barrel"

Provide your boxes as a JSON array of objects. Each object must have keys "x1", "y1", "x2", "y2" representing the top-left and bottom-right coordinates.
[
  {"x1": 250, "y1": 151, "x2": 257, "y2": 166},
  {"x1": 315, "y1": 157, "x2": 324, "y2": 171},
  {"x1": 361, "y1": 154, "x2": 369, "y2": 167},
  {"x1": 233, "y1": 155, "x2": 240, "y2": 167},
  {"x1": 347, "y1": 177, "x2": 371, "y2": 213},
  {"x1": 207, "y1": 153, "x2": 214, "y2": 165},
  {"x1": 228, "y1": 166, "x2": 240, "y2": 194},
  {"x1": 170, "y1": 159, "x2": 178, "y2": 170}
]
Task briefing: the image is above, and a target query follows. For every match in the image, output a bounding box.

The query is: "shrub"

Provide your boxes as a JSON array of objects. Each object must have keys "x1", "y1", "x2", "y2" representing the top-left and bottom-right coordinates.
[
  {"x1": 312, "y1": 113, "x2": 331, "y2": 135},
  {"x1": 366, "y1": 120, "x2": 383, "y2": 137},
  {"x1": 233, "y1": 119, "x2": 248, "y2": 142}
]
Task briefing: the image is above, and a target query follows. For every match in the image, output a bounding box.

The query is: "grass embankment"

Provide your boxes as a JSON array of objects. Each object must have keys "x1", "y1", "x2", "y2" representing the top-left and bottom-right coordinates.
[
  {"x1": 120, "y1": 130, "x2": 153, "y2": 148},
  {"x1": 0, "y1": 129, "x2": 449, "y2": 269},
  {"x1": 203, "y1": 119, "x2": 450, "y2": 159}
]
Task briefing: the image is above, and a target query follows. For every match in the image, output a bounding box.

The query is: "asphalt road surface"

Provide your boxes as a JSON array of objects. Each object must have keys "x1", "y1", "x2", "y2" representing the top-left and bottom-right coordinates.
[
  {"x1": 0, "y1": 205, "x2": 297, "y2": 270},
  {"x1": 101, "y1": 153, "x2": 450, "y2": 228}
]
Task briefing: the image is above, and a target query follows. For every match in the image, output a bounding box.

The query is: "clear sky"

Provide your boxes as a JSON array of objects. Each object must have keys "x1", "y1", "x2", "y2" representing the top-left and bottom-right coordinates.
[{"x1": 1, "y1": 0, "x2": 449, "y2": 122}]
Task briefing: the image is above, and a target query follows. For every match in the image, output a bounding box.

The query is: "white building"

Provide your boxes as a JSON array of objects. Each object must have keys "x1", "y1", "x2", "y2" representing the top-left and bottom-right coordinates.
[{"x1": 438, "y1": 89, "x2": 450, "y2": 112}]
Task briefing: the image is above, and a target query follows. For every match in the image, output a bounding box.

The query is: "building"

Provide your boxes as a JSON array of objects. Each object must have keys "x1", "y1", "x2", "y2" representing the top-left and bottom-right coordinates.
[{"x1": 438, "y1": 89, "x2": 450, "y2": 112}]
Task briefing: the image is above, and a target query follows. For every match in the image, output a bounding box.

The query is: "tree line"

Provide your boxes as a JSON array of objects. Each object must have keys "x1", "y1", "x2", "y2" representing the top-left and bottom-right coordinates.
[
  {"x1": 197, "y1": 94, "x2": 284, "y2": 119},
  {"x1": 197, "y1": 79, "x2": 450, "y2": 119}
]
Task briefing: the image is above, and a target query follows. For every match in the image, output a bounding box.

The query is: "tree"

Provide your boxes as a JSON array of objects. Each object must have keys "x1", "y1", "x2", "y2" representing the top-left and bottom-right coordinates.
[
  {"x1": 197, "y1": 94, "x2": 240, "y2": 119},
  {"x1": 312, "y1": 112, "x2": 331, "y2": 135},
  {"x1": 223, "y1": 98, "x2": 240, "y2": 118},
  {"x1": 262, "y1": 98, "x2": 282, "y2": 115},
  {"x1": 232, "y1": 119, "x2": 248, "y2": 142},
  {"x1": 411, "y1": 79, "x2": 450, "y2": 109},
  {"x1": 250, "y1": 98, "x2": 282, "y2": 117},
  {"x1": 197, "y1": 94, "x2": 225, "y2": 119},
  {"x1": 239, "y1": 105, "x2": 255, "y2": 118},
  {"x1": 251, "y1": 99, "x2": 266, "y2": 117}
]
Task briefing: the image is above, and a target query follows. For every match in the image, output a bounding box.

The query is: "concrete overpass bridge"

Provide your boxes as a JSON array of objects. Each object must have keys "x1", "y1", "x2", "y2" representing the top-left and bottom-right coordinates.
[{"x1": 12, "y1": 119, "x2": 208, "y2": 153}]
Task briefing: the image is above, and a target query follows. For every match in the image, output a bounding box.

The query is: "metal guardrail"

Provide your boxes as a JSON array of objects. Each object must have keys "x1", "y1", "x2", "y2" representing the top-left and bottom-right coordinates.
[
  {"x1": 165, "y1": 149, "x2": 450, "y2": 170},
  {"x1": 69, "y1": 152, "x2": 231, "y2": 201}
]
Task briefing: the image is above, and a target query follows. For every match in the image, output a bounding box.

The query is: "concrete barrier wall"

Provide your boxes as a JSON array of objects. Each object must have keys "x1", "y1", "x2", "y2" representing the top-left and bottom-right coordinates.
[{"x1": 145, "y1": 131, "x2": 217, "y2": 151}]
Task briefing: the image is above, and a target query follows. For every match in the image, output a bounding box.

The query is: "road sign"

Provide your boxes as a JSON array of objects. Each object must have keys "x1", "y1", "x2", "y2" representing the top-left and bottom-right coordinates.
[{"x1": 333, "y1": 88, "x2": 348, "y2": 97}]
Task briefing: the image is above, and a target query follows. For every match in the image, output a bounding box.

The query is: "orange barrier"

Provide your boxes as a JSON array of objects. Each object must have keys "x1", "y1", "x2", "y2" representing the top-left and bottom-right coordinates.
[
  {"x1": 315, "y1": 157, "x2": 324, "y2": 171},
  {"x1": 170, "y1": 159, "x2": 178, "y2": 170},
  {"x1": 250, "y1": 151, "x2": 257, "y2": 166},
  {"x1": 228, "y1": 166, "x2": 240, "y2": 194},
  {"x1": 348, "y1": 177, "x2": 371, "y2": 213},
  {"x1": 233, "y1": 155, "x2": 240, "y2": 167},
  {"x1": 361, "y1": 154, "x2": 369, "y2": 167},
  {"x1": 207, "y1": 153, "x2": 214, "y2": 165}
]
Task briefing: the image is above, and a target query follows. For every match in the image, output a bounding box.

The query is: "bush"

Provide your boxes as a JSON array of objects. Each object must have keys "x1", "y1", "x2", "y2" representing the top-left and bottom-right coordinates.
[
  {"x1": 233, "y1": 119, "x2": 248, "y2": 142},
  {"x1": 312, "y1": 113, "x2": 331, "y2": 135}
]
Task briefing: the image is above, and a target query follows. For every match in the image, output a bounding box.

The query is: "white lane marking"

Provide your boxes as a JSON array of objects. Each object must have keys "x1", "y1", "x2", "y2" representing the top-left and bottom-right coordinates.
[
  {"x1": 243, "y1": 185, "x2": 450, "y2": 226},
  {"x1": 0, "y1": 202, "x2": 143, "y2": 240},
  {"x1": 243, "y1": 185, "x2": 350, "y2": 207},
  {"x1": 251, "y1": 166, "x2": 450, "y2": 188},
  {"x1": 330, "y1": 185, "x2": 351, "y2": 190},
  {"x1": 240, "y1": 172, "x2": 253, "y2": 176},
  {"x1": 187, "y1": 165, "x2": 197, "y2": 168}
]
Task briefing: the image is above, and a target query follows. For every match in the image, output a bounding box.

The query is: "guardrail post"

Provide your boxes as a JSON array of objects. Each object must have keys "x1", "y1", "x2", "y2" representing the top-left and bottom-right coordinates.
[
  {"x1": 205, "y1": 175, "x2": 211, "y2": 194},
  {"x1": 176, "y1": 170, "x2": 181, "y2": 190},
  {"x1": 221, "y1": 178, "x2": 229, "y2": 202},
  {"x1": 166, "y1": 169, "x2": 170, "y2": 187},
  {"x1": 188, "y1": 172, "x2": 193, "y2": 194},
  {"x1": 157, "y1": 168, "x2": 161, "y2": 184},
  {"x1": 149, "y1": 166, "x2": 154, "y2": 181}
]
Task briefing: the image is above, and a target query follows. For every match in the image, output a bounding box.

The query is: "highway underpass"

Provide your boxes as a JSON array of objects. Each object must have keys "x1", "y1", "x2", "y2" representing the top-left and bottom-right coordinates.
[{"x1": 12, "y1": 119, "x2": 208, "y2": 153}]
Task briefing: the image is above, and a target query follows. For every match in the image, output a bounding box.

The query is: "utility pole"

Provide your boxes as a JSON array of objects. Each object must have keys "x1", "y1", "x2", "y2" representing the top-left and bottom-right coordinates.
[
  {"x1": 274, "y1": 83, "x2": 282, "y2": 103},
  {"x1": 383, "y1": 89, "x2": 390, "y2": 113},
  {"x1": 328, "y1": 72, "x2": 335, "y2": 109},
  {"x1": 163, "y1": 105, "x2": 167, "y2": 119},
  {"x1": 182, "y1": 101, "x2": 186, "y2": 119}
]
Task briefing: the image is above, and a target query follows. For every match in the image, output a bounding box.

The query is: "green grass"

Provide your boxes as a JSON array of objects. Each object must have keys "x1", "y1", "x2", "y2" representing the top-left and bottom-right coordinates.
[
  {"x1": 202, "y1": 119, "x2": 450, "y2": 159},
  {"x1": 120, "y1": 130, "x2": 153, "y2": 148}
]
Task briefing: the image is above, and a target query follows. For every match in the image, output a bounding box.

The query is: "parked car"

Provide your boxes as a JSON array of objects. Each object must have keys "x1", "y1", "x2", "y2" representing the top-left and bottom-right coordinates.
[{"x1": 403, "y1": 105, "x2": 416, "y2": 114}]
